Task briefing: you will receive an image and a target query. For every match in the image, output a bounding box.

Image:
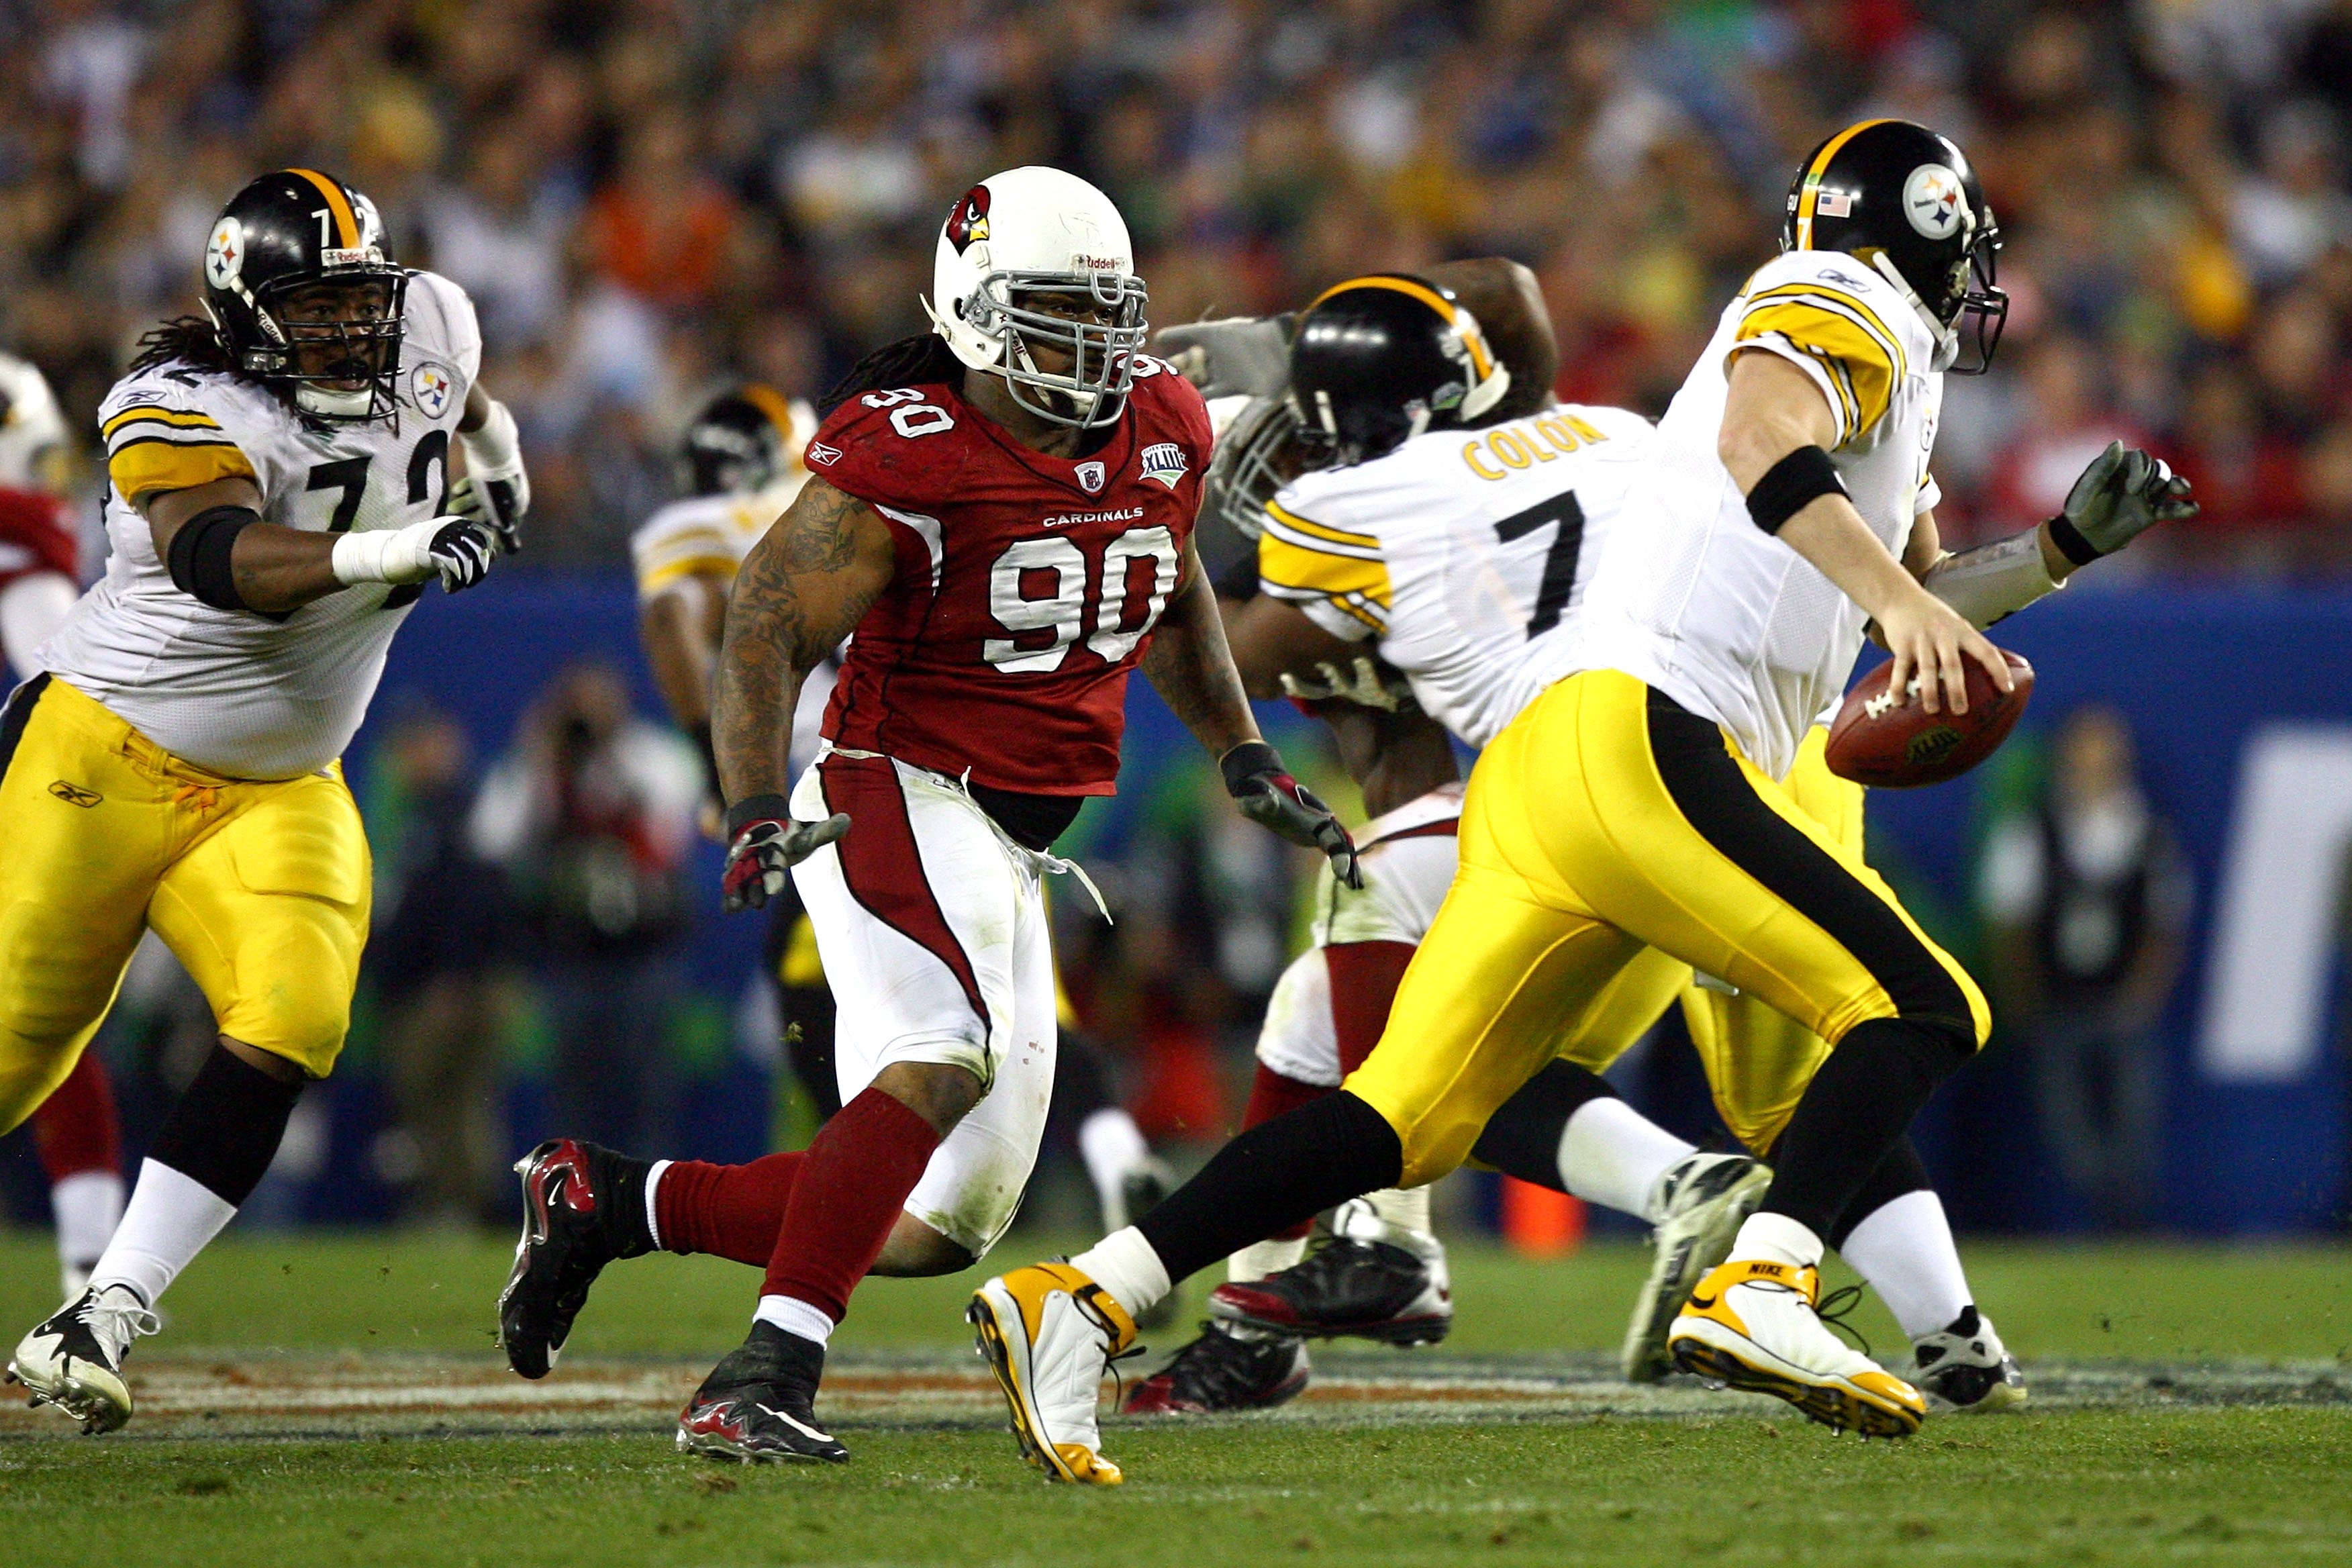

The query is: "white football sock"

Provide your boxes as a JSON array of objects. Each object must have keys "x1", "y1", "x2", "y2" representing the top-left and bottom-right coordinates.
[
  {"x1": 1730, "y1": 1211, "x2": 1823, "y2": 1270},
  {"x1": 754, "y1": 1293, "x2": 836, "y2": 1346},
  {"x1": 52, "y1": 1169, "x2": 126, "y2": 1273},
  {"x1": 1228, "y1": 1235, "x2": 1310, "y2": 1283},
  {"x1": 1071, "y1": 1226, "x2": 1171, "y2": 1317},
  {"x1": 87, "y1": 1159, "x2": 237, "y2": 1308},
  {"x1": 1559, "y1": 1098, "x2": 1696, "y2": 1222},
  {"x1": 1077, "y1": 1108, "x2": 1153, "y2": 1223},
  {"x1": 1836, "y1": 1189, "x2": 1972, "y2": 1340},
  {"x1": 1364, "y1": 1184, "x2": 1432, "y2": 1236}
]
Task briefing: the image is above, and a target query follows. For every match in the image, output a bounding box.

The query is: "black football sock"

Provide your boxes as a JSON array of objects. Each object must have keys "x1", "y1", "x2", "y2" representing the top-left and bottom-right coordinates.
[
  {"x1": 1136, "y1": 1091, "x2": 1402, "y2": 1285},
  {"x1": 1757, "y1": 1018, "x2": 1972, "y2": 1240},
  {"x1": 1821, "y1": 1134, "x2": 1932, "y2": 1252},
  {"x1": 1468, "y1": 1061, "x2": 1622, "y2": 1192},
  {"x1": 148, "y1": 1043, "x2": 305, "y2": 1206}
]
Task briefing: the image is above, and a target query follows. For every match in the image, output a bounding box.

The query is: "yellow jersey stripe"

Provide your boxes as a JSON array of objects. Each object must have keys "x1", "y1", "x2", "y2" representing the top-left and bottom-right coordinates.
[
  {"x1": 636, "y1": 554, "x2": 743, "y2": 595},
  {"x1": 1795, "y1": 119, "x2": 1892, "y2": 248},
  {"x1": 1264, "y1": 500, "x2": 1379, "y2": 552},
  {"x1": 1259, "y1": 530, "x2": 1392, "y2": 608},
  {"x1": 102, "y1": 407, "x2": 222, "y2": 438},
  {"x1": 1736, "y1": 300, "x2": 1898, "y2": 439},
  {"x1": 1744, "y1": 283, "x2": 1908, "y2": 379},
  {"x1": 107, "y1": 438, "x2": 256, "y2": 502},
  {"x1": 287, "y1": 168, "x2": 360, "y2": 248}
]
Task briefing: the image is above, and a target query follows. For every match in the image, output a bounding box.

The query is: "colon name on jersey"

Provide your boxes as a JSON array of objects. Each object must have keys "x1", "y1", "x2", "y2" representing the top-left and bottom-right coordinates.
[
  {"x1": 1256, "y1": 402, "x2": 1655, "y2": 748},
  {"x1": 38, "y1": 271, "x2": 483, "y2": 781},
  {"x1": 805, "y1": 356, "x2": 1211, "y2": 796}
]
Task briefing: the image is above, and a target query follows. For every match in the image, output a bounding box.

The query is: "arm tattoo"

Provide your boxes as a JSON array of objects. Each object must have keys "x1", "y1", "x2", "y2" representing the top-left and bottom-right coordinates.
[
  {"x1": 714, "y1": 477, "x2": 892, "y2": 803},
  {"x1": 1142, "y1": 545, "x2": 1262, "y2": 756}
]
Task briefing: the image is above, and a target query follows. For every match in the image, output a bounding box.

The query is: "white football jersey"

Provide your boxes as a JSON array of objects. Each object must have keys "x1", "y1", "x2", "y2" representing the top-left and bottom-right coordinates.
[
  {"x1": 1257, "y1": 403, "x2": 1655, "y2": 748},
  {"x1": 628, "y1": 400, "x2": 818, "y2": 601},
  {"x1": 1579, "y1": 248, "x2": 1943, "y2": 780},
  {"x1": 40, "y1": 271, "x2": 483, "y2": 779}
]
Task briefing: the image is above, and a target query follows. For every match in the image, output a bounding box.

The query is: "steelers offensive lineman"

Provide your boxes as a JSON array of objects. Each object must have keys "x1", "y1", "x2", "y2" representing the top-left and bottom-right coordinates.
[
  {"x1": 974, "y1": 119, "x2": 2194, "y2": 1473},
  {"x1": 3, "y1": 169, "x2": 529, "y2": 1433}
]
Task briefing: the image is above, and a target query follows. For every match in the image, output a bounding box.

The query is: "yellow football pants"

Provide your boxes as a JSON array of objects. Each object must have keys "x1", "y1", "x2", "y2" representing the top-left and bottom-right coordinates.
[
  {"x1": 0, "y1": 677, "x2": 369, "y2": 1132},
  {"x1": 1348, "y1": 669, "x2": 1989, "y2": 1187}
]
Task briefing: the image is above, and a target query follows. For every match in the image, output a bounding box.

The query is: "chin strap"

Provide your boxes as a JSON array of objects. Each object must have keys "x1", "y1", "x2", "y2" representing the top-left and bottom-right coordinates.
[{"x1": 1867, "y1": 252, "x2": 1959, "y2": 373}]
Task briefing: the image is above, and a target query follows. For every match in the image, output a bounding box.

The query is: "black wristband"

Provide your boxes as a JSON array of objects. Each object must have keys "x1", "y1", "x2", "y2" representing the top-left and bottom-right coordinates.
[
  {"x1": 2045, "y1": 513, "x2": 2102, "y2": 568},
  {"x1": 165, "y1": 504, "x2": 259, "y2": 611},
  {"x1": 724, "y1": 793, "x2": 794, "y2": 837},
  {"x1": 1219, "y1": 740, "x2": 1281, "y2": 794},
  {"x1": 1745, "y1": 444, "x2": 1847, "y2": 535}
]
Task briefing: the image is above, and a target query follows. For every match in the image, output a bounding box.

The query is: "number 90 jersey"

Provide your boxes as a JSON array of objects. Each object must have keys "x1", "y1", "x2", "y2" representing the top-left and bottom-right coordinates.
[
  {"x1": 1258, "y1": 402, "x2": 1655, "y2": 748},
  {"x1": 40, "y1": 271, "x2": 481, "y2": 781},
  {"x1": 807, "y1": 357, "x2": 1211, "y2": 795}
]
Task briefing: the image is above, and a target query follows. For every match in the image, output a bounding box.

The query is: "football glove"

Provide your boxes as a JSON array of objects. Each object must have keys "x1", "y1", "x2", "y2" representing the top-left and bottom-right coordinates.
[
  {"x1": 449, "y1": 397, "x2": 530, "y2": 555},
  {"x1": 721, "y1": 796, "x2": 851, "y2": 914},
  {"x1": 1156, "y1": 314, "x2": 1295, "y2": 399},
  {"x1": 329, "y1": 516, "x2": 497, "y2": 593},
  {"x1": 1220, "y1": 740, "x2": 1363, "y2": 889},
  {"x1": 2049, "y1": 440, "x2": 2198, "y2": 565},
  {"x1": 1277, "y1": 655, "x2": 1417, "y2": 712}
]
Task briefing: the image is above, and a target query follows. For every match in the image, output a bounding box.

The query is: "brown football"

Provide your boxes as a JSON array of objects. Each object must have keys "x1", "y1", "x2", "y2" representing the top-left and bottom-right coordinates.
[{"x1": 1824, "y1": 650, "x2": 2035, "y2": 788}]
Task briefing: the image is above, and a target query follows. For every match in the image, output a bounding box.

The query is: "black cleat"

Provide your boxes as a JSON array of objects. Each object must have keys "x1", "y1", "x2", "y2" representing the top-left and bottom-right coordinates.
[
  {"x1": 7, "y1": 1285, "x2": 158, "y2": 1434},
  {"x1": 497, "y1": 1138, "x2": 651, "y2": 1379},
  {"x1": 1208, "y1": 1200, "x2": 1451, "y2": 1346},
  {"x1": 1124, "y1": 1321, "x2": 1310, "y2": 1414},
  {"x1": 677, "y1": 1323, "x2": 850, "y2": 1463}
]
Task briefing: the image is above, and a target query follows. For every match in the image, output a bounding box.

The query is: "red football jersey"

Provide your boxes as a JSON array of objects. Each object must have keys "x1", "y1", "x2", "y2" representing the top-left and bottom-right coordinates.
[
  {"x1": 808, "y1": 356, "x2": 1211, "y2": 795},
  {"x1": 0, "y1": 487, "x2": 76, "y2": 589}
]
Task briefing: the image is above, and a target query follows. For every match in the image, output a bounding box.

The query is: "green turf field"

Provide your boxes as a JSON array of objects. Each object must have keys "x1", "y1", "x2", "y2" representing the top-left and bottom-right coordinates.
[{"x1": 1, "y1": 1231, "x2": 2347, "y2": 1567}]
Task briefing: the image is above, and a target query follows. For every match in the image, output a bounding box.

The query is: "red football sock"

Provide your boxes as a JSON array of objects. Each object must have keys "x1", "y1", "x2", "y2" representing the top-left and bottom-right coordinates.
[
  {"x1": 654, "y1": 1153, "x2": 806, "y2": 1265},
  {"x1": 33, "y1": 1051, "x2": 122, "y2": 1181},
  {"x1": 763, "y1": 1087, "x2": 941, "y2": 1324},
  {"x1": 1242, "y1": 1063, "x2": 1330, "y2": 1241}
]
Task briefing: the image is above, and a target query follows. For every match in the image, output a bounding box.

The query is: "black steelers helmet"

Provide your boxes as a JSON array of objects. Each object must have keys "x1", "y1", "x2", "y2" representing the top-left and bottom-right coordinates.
[
  {"x1": 1289, "y1": 275, "x2": 1512, "y2": 467},
  {"x1": 1783, "y1": 119, "x2": 2007, "y2": 373},
  {"x1": 679, "y1": 383, "x2": 800, "y2": 497},
  {"x1": 201, "y1": 169, "x2": 407, "y2": 422}
]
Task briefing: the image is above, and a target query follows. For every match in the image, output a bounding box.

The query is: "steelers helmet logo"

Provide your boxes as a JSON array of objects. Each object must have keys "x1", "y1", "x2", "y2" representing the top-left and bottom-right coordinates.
[
  {"x1": 945, "y1": 185, "x2": 991, "y2": 252},
  {"x1": 1903, "y1": 164, "x2": 1966, "y2": 240},
  {"x1": 205, "y1": 217, "x2": 245, "y2": 289}
]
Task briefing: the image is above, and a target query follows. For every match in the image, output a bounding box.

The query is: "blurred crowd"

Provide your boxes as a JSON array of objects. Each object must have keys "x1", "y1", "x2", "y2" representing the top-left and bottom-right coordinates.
[{"x1": 9, "y1": 0, "x2": 2352, "y2": 569}]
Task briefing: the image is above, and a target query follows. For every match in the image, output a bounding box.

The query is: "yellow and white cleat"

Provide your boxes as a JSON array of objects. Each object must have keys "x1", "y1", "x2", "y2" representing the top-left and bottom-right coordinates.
[
  {"x1": 969, "y1": 1261, "x2": 1138, "y2": 1485},
  {"x1": 1668, "y1": 1258, "x2": 1926, "y2": 1437}
]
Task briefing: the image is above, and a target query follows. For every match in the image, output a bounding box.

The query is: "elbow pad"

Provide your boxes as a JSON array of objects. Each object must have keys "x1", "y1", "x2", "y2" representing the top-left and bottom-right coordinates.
[
  {"x1": 1744, "y1": 445, "x2": 1847, "y2": 534},
  {"x1": 1920, "y1": 530, "x2": 2063, "y2": 629},
  {"x1": 164, "y1": 505, "x2": 260, "y2": 612}
]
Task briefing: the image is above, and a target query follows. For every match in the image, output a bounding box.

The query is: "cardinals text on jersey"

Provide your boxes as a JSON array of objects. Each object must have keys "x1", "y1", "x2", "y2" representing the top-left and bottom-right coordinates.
[
  {"x1": 1258, "y1": 401, "x2": 1654, "y2": 748},
  {"x1": 39, "y1": 271, "x2": 483, "y2": 780},
  {"x1": 810, "y1": 354, "x2": 1212, "y2": 795}
]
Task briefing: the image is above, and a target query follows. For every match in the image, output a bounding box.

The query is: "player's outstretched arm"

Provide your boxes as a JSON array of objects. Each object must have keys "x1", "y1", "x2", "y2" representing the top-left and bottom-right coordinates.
[
  {"x1": 711, "y1": 475, "x2": 894, "y2": 911},
  {"x1": 1721, "y1": 349, "x2": 2008, "y2": 716},
  {"x1": 143, "y1": 475, "x2": 495, "y2": 614}
]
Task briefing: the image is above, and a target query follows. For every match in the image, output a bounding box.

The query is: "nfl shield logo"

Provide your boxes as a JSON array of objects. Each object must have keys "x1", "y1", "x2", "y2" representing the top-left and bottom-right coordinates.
[
  {"x1": 1140, "y1": 442, "x2": 1188, "y2": 489},
  {"x1": 1075, "y1": 460, "x2": 1106, "y2": 495}
]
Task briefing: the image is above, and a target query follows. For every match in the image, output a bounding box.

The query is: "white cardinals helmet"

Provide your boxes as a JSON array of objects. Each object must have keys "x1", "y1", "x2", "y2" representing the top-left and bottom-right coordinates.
[
  {"x1": 924, "y1": 166, "x2": 1148, "y2": 430},
  {"x1": 0, "y1": 354, "x2": 67, "y2": 493}
]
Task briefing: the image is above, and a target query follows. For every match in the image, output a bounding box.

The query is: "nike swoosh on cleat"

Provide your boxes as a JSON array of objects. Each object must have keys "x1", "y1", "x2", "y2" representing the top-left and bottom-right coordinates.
[
  {"x1": 756, "y1": 1403, "x2": 836, "y2": 1443},
  {"x1": 1687, "y1": 1293, "x2": 1717, "y2": 1310}
]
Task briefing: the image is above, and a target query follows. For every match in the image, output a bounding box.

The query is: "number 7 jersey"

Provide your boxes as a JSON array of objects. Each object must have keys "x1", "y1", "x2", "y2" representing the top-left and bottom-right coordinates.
[
  {"x1": 1257, "y1": 402, "x2": 1655, "y2": 748},
  {"x1": 40, "y1": 270, "x2": 482, "y2": 780},
  {"x1": 803, "y1": 356, "x2": 1212, "y2": 795}
]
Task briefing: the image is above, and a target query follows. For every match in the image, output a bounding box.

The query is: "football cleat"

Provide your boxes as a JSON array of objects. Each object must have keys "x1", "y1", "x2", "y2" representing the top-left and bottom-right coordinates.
[
  {"x1": 1124, "y1": 1321, "x2": 1310, "y2": 1415},
  {"x1": 498, "y1": 1138, "x2": 651, "y2": 1379},
  {"x1": 1910, "y1": 1306, "x2": 2028, "y2": 1412},
  {"x1": 7, "y1": 1284, "x2": 158, "y2": 1434},
  {"x1": 676, "y1": 1323, "x2": 850, "y2": 1464},
  {"x1": 1207, "y1": 1199, "x2": 1451, "y2": 1345},
  {"x1": 1622, "y1": 1152, "x2": 1773, "y2": 1383},
  {"x1": 969, "y1": 1261, "x2": 1138, "y2": 1484},
  {"x1": 1669, "y1": 1258, "x2": 1926, "y2": 1437}
]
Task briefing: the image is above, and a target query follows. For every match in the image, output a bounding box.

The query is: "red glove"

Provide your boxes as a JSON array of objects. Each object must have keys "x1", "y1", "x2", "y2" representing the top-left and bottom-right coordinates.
[
  {"x1": 1220, "y1": 741, "x2": 1363, "y2": 889},
  {"x1": 720, "y1": 795, "x2": 851, "y2": 914}
]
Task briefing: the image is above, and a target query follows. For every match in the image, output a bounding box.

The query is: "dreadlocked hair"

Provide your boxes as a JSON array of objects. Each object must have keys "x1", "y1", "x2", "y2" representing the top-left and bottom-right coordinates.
[
  {"x1": 818, "y1": 332, "x2": 965, "y2": 418},
  {"x1": 128, "y1": 315, "x2": 236, "y2": 377}
]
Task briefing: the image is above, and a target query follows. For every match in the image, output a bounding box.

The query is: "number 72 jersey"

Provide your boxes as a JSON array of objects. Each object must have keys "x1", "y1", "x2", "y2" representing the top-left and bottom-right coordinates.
[
  {"x1": 40, "y1": 270, "x2": 481, "y2": 781},
  {"x1": 804, "y1": 357, "x2": 1212, "y2": 797},
  {"x1": 1257, "y1": 401, "x2": 1655, "y2": 748}
]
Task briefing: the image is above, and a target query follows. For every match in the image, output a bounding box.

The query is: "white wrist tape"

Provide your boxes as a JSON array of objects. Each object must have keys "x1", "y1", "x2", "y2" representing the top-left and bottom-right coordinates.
[
  {"x1": 458, "y1": 397, "x2": 522, "y2": 477},
  {"x1": 1921, "y1": 530, "x2": 2063, "y2": 629},
  {"x1": 330, "y1": 519, "x2": 446, "y2": 585}
]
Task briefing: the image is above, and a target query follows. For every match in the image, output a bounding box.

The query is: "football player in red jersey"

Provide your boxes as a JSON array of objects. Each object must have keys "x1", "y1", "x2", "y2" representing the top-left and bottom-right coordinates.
[
  {"x1": 0, "y1": 352, "x2": 131, "y2": 1303},
  {"x1": 497, "y1": 167, "x2": 1357, "y2": 1465}
]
